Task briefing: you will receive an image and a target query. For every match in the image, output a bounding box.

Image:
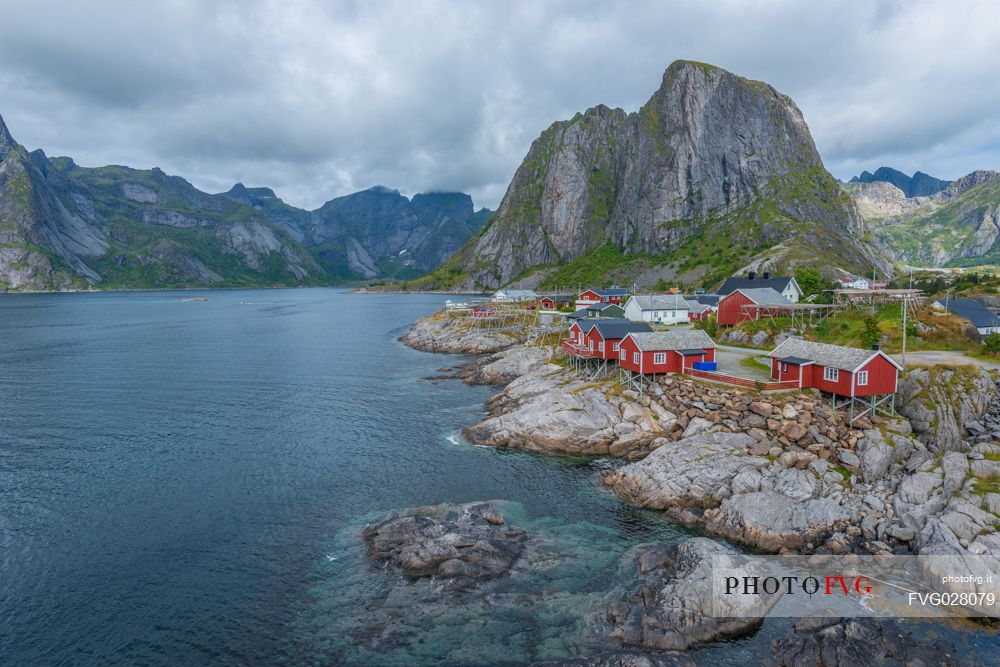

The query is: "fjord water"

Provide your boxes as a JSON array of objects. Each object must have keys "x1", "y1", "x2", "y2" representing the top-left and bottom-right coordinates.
[
  {"x1": 2, "y1": 289, "x2": 995, "y2": 665},
  {"x1": 0, "y1": 289, "x2": 681, "y2": 665}
]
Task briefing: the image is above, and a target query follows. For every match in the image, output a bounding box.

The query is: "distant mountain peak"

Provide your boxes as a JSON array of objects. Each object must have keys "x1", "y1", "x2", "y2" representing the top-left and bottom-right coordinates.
[
  {"x1": 365, "y1": 185, "x2": 401, "y2": 196},
  {"x1": 850, "y1": 167, "x2": 950, "y2": 197},
  {"x1": 0, "y1": 113, "x2": 15, "y2": 159}
]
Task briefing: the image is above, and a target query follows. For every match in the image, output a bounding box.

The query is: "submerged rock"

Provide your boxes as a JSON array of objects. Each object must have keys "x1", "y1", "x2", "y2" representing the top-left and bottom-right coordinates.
[
  {"x1": 535, "y1": 652, "x2": 695, "y2": 666},
  {"x1": 363, "y1": 502, "x2": 528, "y2": 587},
  {"x1": 765, "y1": 617, "x2": 976, "y2": 666}
]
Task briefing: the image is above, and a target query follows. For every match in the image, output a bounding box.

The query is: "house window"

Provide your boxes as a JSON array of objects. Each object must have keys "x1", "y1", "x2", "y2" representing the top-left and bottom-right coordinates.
[
  {"x1": 633, "y1": 352, "x2": 640, "y2": 364},
  {"x1": 612, "y1": 342, "x2": 620, "y2": 351},
  {"x1": 857, "y1": 370, "x2": 869, "y2": 386},
  {"x1": 781, "y1": 362, "x2": 788, "y2": 373},
  {"x1": 589, "y1": 340, "x2": 594, "y2": 350},
  {"x1": 598, "y1": 341, "x2": 605, "y2": 353},
  {"x1": 653, "y1": 352, "x2": 667, "y2": 364},
  {"x1": 824, "y1": 367, "x2": 839, "y2": 382},
  {"x1": 620, "y1": 348, "x2": 626, "y2": 361}
]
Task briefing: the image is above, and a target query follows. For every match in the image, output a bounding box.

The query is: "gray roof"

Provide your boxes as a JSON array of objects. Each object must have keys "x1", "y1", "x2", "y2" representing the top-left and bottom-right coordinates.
[
  {"x1": 691, "y1": 294, "x2": 720, "y2": 306},
  {"x1": 941, "y1": 298, "x2": 1000, "y2": 329},
  {"x1": 588, "y1": 302, "x2": 624, "y2": 312},
  {"x1": 541, "y1": 294, "x2": 574, "y2": 301},
  {"x1": 625, "y1": 329, "x2": 717, "y2": 352},
  {"x1": 769, "y1": 338, "x2": 901, "y2": 372},
  {"x1": 566, "y1": 308, "x2": 590, "y2": 319},
  {"x1": 494, "y1": 289, "x2": 537, "y2": 298},
  {"x1": 627, "y1": 294, "x2": 690, "y2": 311},
  {"x1": 587, "y1": 286, "x2": 630, "y2": 297},
  {"x1": 718, "y1": 276, "x2": 797, "y2": 296},
  {"x1": 731, "y1": 287, "x2": 792, "y2": 306},
  {"x1": 588, "y1": 320, "x2": 653, "y2": 339},
  {"x1": 686, "y1": 300, "x2": 712, "y2": 314}
]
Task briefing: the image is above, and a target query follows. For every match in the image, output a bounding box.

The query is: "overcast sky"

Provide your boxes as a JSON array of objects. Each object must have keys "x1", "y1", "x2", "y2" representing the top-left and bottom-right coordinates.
[{"x1": 1, "y1": 0, "x2": 998, "y2": 210}]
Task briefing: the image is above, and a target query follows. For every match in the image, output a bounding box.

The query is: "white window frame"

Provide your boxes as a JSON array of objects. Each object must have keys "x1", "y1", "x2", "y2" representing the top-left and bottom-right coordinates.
[
  {"x1": 612, "y1": 342, "x2": 620, "y2": 351},
  {"x1": 620, "y1": 348, "x2": 626, "y2": 361},
  {"x1": 653, "y1": 352, "x2": 667, "y2": 364},
  {"x1": 824, "y1": 366, "x2": 839, "y2": 382},
  {"x1": 857, "y1": 370, "x2": 869, "y2": 386},
  {"x1": 598, "y1": 341, "x2": 605, "y2": 353},
  {"x1": 780, "y1": 362, "x2": 788, "y2": 373},
  {"x1": 633, "y1": 352, "x2": 640, "y2": 364}
]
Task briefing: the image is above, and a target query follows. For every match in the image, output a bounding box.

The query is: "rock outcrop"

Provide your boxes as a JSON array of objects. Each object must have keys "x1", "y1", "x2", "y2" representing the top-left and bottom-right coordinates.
[
  {"x1": 582, "y1": 538, "x2": 780, "y2": 651},
  {"x1": 896, "y1": 366, "x2": 996, "y2": 452},
  {"x1": 433, "y1": 60, "x2": 889, "y2": 290},
  {"x1": 462, "y1": 362, "x2": 672, "y2": 458},
  {"x1": 766, "y1": 617, "x2": 975, "y2": 666},
  {"x1": 363, "y1": 502, "x2": 528, "y2": 588},
  {"x1": 401, "y1": 313, "x2": 528, "y2": 354}
]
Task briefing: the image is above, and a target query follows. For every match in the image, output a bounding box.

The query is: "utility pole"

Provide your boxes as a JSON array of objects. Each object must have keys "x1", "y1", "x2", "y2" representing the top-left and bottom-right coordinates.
[{"x1": 901, "y1": 295, "x2": 908, "y2": 371}]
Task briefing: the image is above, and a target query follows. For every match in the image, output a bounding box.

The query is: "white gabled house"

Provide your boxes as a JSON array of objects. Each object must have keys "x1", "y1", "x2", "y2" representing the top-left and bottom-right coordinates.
[
  {"x1": 837, "y1": 275, "x2": 871, "y2": 290},
  {"x1": 623, "y1": 294, "x2": 690, "y2": 324},
  {"x1": 492, "y1": 289, "x2": 538, "y2": 302}
]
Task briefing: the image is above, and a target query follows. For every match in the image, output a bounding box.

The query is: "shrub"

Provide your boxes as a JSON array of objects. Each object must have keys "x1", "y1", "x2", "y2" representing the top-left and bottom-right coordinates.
[{"x1": 983, "y1": 333, "x2": 1000, "y2": 354}]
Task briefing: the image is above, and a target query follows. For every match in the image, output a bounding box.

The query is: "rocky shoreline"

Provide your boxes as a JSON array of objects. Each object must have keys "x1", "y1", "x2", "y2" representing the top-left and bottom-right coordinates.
[{"x1": 394, "y1": 314, "x2": 999, "y2": 662}]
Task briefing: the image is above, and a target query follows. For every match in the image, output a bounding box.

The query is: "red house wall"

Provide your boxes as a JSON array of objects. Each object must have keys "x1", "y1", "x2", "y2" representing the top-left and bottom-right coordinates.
[
  {"x1": 718, "y1": 291, "x2": 753, "y2": 325},
  {"x1": 540, "y1": 297, "x2": 556, "y2": 309},
  {"x1": 770, "y1": 357, "x2": 803, "y2": 383},
  {"x1": 805, "y1": 364, "x2": 854, "y2": 396},
  {"x1": 854, "y1": 354, "x2": 899, "y2": 396},
  {"x1": 618, "y1": 338, "x2": 715, "y2": 374},
  {"x1": 618, "y1": 336, "x2": 641, "y2": 372}
]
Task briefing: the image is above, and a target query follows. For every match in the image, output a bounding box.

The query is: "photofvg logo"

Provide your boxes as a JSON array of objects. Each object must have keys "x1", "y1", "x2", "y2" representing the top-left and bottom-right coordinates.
[{"x1": 710, "y1": 554, "x2": 1000, "y2": 618}]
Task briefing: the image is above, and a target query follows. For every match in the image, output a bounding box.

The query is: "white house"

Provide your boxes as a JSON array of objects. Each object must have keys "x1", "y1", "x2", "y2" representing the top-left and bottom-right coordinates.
[
  {"x1": 837, "y1": 275, "x2": 871, "y2": 290},
  {"x1": 492, "y1": 289, "x2": 538, "y2": 302},
  {"x1": 623, "y1": 294, "x2": 690, "y2": 324}
]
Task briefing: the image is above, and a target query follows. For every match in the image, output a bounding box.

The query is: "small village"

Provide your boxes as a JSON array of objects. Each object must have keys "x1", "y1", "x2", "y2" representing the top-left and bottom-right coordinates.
[{"x1": 442, "y1": 270, "x2": 1000, "y2": 424}]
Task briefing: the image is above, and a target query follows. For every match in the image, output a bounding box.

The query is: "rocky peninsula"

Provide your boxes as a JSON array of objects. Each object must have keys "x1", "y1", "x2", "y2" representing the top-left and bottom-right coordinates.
[{"x1": 395, "y1": 312, "x2": 999, "y2": 661}]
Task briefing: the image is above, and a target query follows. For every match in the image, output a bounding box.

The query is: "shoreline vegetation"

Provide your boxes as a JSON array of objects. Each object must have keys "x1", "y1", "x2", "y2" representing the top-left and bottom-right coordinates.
[{"x1": 390, "y1": 307, "x2": 1000, "y2": 663}]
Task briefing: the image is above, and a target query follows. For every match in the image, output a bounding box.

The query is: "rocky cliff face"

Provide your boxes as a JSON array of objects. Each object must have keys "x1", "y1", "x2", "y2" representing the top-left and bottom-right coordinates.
[
  {"x1": 846, "y1": 169, "x2": 1000, "y2": 267},
  {"x1": 432, "y1": 60, "x2": 889, "y2": 290},
  {"x1": 0, "y1": 113, "x2": 488, "y2": 290}
]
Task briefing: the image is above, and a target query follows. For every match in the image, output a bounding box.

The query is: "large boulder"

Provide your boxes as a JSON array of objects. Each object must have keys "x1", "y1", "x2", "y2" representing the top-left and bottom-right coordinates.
[{"x1": 583, "y1": 539, "x2": 780, "y2": 651}]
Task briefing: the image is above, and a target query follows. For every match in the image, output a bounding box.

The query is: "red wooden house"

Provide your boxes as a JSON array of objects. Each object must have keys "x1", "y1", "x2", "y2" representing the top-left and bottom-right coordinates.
[
  {"x1": 767, "y1": 338, "x2": 901, "y2": 397},
  {"x1": 717, "y1": 288, "x2": 792, "y2": 326},
  {"x1": 618, "y1": 330, "x2": 717, "y2": 375},
  {"x1": 575, "y1": 287, "x2": 631, "y2": 308},
  {"x1": 540, "y1": 294, "x2": 574, "y2": 310},
  {"x1": 563, "y1": 319, "x2": 651, "y2": 359}
]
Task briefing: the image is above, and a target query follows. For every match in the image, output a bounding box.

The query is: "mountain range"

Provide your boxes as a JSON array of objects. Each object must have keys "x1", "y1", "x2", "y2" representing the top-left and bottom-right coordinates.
[
  {"x1": 0, "y1": 114, "x2": 489, "y2": 291},
  {"x1": 843, "y1": 169, "x2": 1000, "y2": 267},
  {"x1": 416, "y1": 60, "x2": 891, "y2": 291},
  {"x1": 849, "y1": 167, "x2": 951, "y2": 198}
]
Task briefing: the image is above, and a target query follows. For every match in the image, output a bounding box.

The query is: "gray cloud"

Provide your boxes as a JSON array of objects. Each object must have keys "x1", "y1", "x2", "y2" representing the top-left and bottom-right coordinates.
[{"x1": 1, "y1": 0, "x2": 998, "y2": 210}]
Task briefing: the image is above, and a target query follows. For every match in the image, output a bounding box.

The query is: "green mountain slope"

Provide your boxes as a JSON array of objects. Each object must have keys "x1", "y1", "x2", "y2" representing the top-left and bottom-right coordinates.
[
  {"x1": 845, "y1": 171, "x2": 1000, "y2": 267},
  {"x1": 0, "y1": 113, "x2": 489, "y2": 291}
]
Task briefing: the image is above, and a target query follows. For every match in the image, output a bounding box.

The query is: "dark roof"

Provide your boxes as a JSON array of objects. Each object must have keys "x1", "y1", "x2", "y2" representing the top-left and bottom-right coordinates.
[
  {"x1": 690, "y1": 294, "x2": 720, "y2": 306},
  {"x1": 566, "y1": 309, "x2": 590, "y2": 319},
  {"x1": 542, "y1": 294, "x2": 574, "y2": 301},
  {"x1": 588, "y1": 320, "x2": 653, "y2": 339},
  {"x1": 678, "y1": 348, "x2": 709, "y2": 356},
  {"x1": 588, "y1": 302, "x2": 624, "y2": 312},
  {"x1": 942, "y1": 298, "x2": 1000, "y2": 329},
  {"x1": 779, "y1": 356, "x2": 813, "y2": 365},
  {"x1": 586, "y1": 287, "x2": 630, "y2": 297},
  {"x1": 718, "y1": 276, "x2": 795, "y2": 296}
]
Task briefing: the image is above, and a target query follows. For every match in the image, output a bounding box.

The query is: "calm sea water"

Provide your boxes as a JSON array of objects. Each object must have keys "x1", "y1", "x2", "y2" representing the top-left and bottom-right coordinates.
[{"x1": 1, "y1": 289, "x2": 994, "y2": 665}]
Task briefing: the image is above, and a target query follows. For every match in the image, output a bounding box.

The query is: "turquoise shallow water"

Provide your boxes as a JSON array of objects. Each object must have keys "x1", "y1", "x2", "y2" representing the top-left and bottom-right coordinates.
[{"x1": 0, "y1": 288, "x2": 995, "y2": 665}]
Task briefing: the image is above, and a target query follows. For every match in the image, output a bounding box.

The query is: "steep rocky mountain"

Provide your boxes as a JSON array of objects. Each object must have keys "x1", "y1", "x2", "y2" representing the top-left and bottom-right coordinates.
[
  {"x1": 849, "y1": 167, "x2": 950, "y2": 198},
  {"x1": 419, "y1": 60, "x2": 890, "y2": 291},
  {"x1": 844, "y1": 170, "x2": 1000, "y2": 267},
  {"x1": 0, "y1": 113, "x2": 488, "y2": 290}
]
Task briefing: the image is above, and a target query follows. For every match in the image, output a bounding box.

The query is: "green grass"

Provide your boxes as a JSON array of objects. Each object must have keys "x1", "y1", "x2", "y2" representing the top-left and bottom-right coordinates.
[{"x1": 740, "y1": 356, "x2": 772, "y2": 372}]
